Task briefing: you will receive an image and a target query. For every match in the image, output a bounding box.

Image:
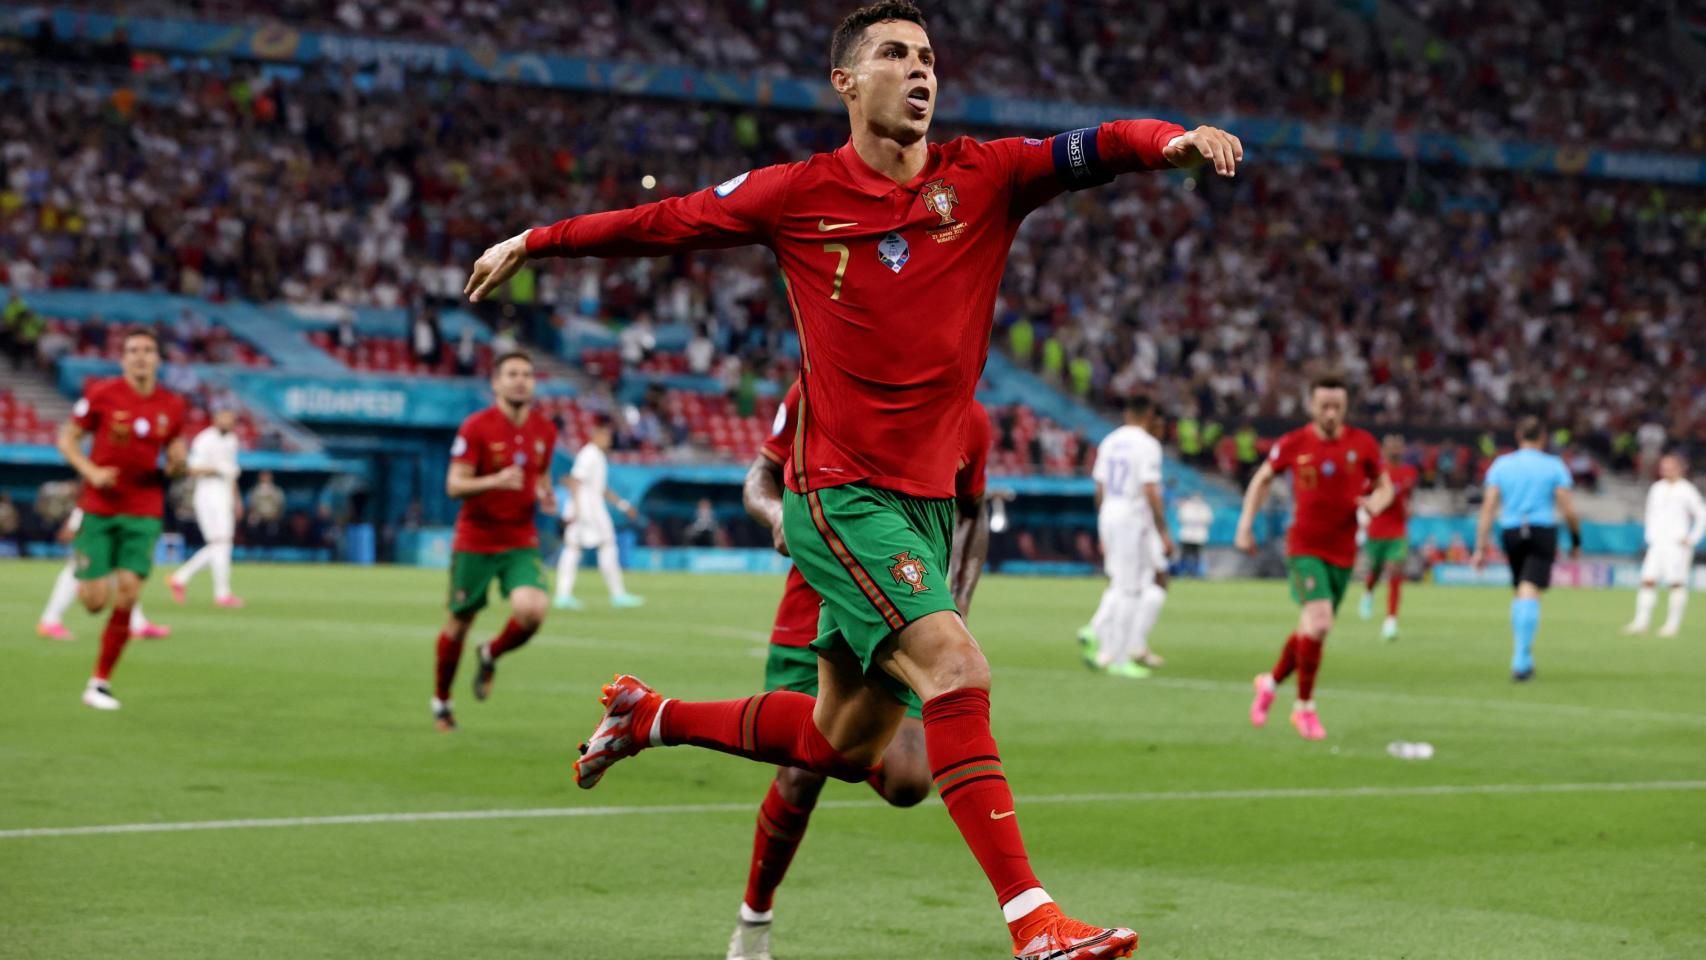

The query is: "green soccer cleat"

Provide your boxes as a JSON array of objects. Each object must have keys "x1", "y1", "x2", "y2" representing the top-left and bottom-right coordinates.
[
  {"x1": 1381, "y1": 616, "x2": 1399, "y2": 642},
  {"x1": 611, "y1": 594, "x2": 646, "y2": 609},
  {"x1": 553, "y1": 596, "x2": 585, "y2": 611},
  {"x1": 1105, "y1": 660, "x2": 1152, "y2": 680},
  {"x1": 1076, "y1": 625, "x2": 1098, "y2": 669},
  {"x1": 1359, "y1": 592, "x2": 1374, "y2": 620}
]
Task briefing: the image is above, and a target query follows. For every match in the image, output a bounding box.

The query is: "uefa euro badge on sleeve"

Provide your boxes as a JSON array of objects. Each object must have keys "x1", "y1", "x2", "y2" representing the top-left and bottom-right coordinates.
[{"x1": 877, "y1": 231, "x2": 910, "y2": 273}]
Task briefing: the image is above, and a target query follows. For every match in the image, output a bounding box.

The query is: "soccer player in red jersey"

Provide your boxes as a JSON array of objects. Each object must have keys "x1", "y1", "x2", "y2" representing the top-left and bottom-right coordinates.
[
  {"x1": 466, "y1": 3, "x2": 1239, "y2": 953},
  {"x1": 1358, "y1": 434, "x2": 1419, "y2": 641},
  {"x1": 727, "y1": 382, "x2": 991, "y2": 959},
  {"x1": 1235, "y1": 376, "x2": 1392, "y2": 740},
  {"x1": 56, "y1": 328, "x2": 189, "y2": 710},
  {"x1": 433, "y1": 351, "x2": 557, "y2": 732}
]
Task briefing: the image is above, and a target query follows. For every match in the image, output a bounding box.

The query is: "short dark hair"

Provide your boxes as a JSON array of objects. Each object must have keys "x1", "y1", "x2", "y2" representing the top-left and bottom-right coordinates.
[
  {"x1": 492, "y1": 350, "x2": 533, "y2": 373},
  {"x1": 831, "y1": 1, "x2": 927, "y2": 68},
  {"x1": 122, "y1": 327, "x2": 161, "y2": 350},
  {"x1": 1309, "y1": 374, "x2": 1349, "y2": 396},
  {"x1": 1515, "y1": 416, "x2": 1544, "y2": 443},
  {"x1": 1123, "y1": 395, "x2": 1154, "y2": 419}
]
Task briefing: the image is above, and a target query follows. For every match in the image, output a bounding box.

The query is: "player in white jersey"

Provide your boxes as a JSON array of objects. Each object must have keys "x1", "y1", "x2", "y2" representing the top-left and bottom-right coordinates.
[
  {"x1": 1079, "y1": 397, "x2": 1174, "y2": 677},
  {"x1": 554, "y1": 415, "x2": 643, "y2": 610},
  {"x1": 37, "y1": 508, "x2": 168, "y2": 641},
  {"x1": 167, "y1": 406, "x2": 245, "y2": 607},
  {"x1": 1623, "y1": 454, "x2": 1706, "y2": 638}
]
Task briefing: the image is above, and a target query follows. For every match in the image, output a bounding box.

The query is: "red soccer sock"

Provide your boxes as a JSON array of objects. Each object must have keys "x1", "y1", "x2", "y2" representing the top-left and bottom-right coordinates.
[
  {"x1": 742, "y1": 780, "x2": 815, "y2": 913},
  {"x1": 1365, "y1": 568, "x2": 1379, "y2": 591},
  {"x1": 1387, "y1": 574, "x2": 1403, "y2": 617},
  {"x1": 923, "y1": 688, "x2": 1042, "y2": 907},
  {"x1": 93, "y1": 606, "x2": 133, "y2": 681},
  {"x1": 659, "y1": 691, "x2": 872, "y2": 782},
  {"x1": 1296, "y1": 635, "x2": 1325, "y2": 701},
  {"x1": 1270, "y1": 633, "x2": 1300, "y2": 685},
  {"x1": 434, "y1": 631, "x2": 464, "y2": 700},
  {"x1": 486, "y1": 617, "x2": 537, "y2": 659}
]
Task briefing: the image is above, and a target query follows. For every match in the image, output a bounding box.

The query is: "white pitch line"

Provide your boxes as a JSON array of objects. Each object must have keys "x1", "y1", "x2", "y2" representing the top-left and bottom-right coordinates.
[{"x1": 4, "y1": 780, "x2": 1702, "y2": 841}]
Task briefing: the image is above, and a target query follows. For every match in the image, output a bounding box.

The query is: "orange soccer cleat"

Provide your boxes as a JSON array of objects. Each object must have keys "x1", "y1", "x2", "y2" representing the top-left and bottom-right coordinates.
[
  {"x1": 1009, "y1": 903, "x2": 1138, "y2": 960},
  {"x1": 573, "y1": 674, "x2": 664, "y2": 790}
]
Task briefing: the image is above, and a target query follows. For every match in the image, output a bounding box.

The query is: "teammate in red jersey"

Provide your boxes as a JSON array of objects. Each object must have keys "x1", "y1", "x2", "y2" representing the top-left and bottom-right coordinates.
[
  {"x1": 56, "y1": 328, "x2": 189, "y2": 710},
  {"x1": 466, "y1": 3, "x2": 1238, "y2": 953},
  {"x1": 727, "y1": 382, "x2": 991, "y2": 960},
  {"x1": 1235, "y1": 376, "x2": 1392, "y2": 740},
  {"x1": 1359, "y1": 434, "x2": 1419, "y2": 641},
  {"x1": 432, "y1": 352, "x2": 558, "y2": 732}
]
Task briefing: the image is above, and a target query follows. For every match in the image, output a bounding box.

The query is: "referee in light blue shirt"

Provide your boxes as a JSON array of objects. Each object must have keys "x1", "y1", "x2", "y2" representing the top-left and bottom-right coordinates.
[{"x1": 1473, "y1": 417, "x2": 1582, "y2": 681}]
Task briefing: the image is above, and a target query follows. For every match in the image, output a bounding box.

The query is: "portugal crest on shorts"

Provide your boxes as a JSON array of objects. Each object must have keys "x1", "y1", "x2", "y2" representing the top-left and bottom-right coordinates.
[
  {"x1": 921, "y1": 179, "x2": 958, "y2": 226},
  {"x1": 889, "y1": 552, "x2": 930, "y2": 594}
]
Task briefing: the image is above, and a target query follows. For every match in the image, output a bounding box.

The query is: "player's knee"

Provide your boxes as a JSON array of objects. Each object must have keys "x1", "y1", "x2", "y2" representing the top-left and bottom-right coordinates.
[
  {"x1": 443, "y1": 616, "x2": 473, "y2": 642},
  {"x1": 78, "y1": 585, "x2": 106, "y2": 613},
  {"x1": 774, "y1": 765, "x2": 827, "y2": 806},
  {"x1": 881, "y1": 769, "x2": 930, "y2": 808},
  {"x1": 932, "y1": 640, "x2": 991, "y2": 694},
  {"x1": 511, "y1": 597, "x2": 546, "y2": 628}
]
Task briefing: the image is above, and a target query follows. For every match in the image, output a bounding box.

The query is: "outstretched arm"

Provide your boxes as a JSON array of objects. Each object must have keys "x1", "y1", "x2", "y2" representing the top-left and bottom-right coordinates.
[
  {"x1": 1003, "y1": 119, "x2": 1242, "y2": 215},
  {"x1": 1234, "y1": 462, "x2": 1276, "y2": 555},
  {"x1": 467, "y1": 163, "x2": 795, "y2": 302}
]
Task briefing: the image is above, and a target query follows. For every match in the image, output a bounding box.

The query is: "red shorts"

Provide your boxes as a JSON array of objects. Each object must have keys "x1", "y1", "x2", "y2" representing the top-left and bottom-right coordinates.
[{"x1": 770, "y1": 566, "x2": 821, "y2": 648}]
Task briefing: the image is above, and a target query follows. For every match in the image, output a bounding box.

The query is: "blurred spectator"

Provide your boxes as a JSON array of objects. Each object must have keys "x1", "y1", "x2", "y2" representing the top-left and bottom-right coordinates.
[
  {"x1": 1177, "y1": 492, "x2": 1213, "y2": 577},
  {"x1": 246, "y1": 470, "x2": 286, "y2": 543},
  {"x1": 686, "y1": 324, "x2": 715, "y2": 376},
  {"x1": 684, "y1": 498, "x2": 724, "y2": 547},
  {"x1": 335, "y1": 311, "x2": 360, "y2": 351},
  {"x1": 410, "y1": 307, "x2": 442, "y2": 367},
  {"x1": 0, "y1": 491, "x2": 20, "y2": 552},
  {"x1": 454, "y1": 327, "x2": 479, "y2": 376}
]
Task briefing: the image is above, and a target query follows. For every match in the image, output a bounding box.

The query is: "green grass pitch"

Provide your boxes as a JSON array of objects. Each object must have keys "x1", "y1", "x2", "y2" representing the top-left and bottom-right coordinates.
[{"x1": 2, "y1": 561, "x2": 1703, "y2": 959}]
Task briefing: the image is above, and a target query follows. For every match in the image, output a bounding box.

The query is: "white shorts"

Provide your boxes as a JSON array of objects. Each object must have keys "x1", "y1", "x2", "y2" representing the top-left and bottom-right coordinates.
[
  {"x1": 1099, "y1": 513, "x2": 1155, "y2": 593},
  {"x1": 1640, "y1": 544, "x2": 1695, "y2": 586},
  {"x1": 194, "y1": 489, "x2": 236, "y2": 542},
  {"x1": 568, "y1": 516, "x2": 615, "y2": 550}
]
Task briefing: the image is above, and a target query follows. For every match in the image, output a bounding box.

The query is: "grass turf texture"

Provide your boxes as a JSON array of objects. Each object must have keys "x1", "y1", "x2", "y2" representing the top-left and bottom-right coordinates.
[{"x1": 2, "y1": 561, "x2": 1703, "y2": 959}]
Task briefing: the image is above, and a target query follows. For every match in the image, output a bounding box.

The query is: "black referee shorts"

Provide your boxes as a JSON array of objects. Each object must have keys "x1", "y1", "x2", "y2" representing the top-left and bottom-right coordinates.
[{"x1": 1501, "y1": 525, "x2": 1558, "y2": 590}]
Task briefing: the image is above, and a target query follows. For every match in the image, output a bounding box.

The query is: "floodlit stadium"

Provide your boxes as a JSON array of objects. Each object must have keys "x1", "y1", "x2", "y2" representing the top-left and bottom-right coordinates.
[{"x1": 2, "y1": 3, "x2": 1704, "y2": 958}]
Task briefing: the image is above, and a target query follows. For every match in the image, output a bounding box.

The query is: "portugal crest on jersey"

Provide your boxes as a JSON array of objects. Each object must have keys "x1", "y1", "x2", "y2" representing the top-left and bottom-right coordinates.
[
  {"x1": 921, "y1": 179, "x2": 958, "y2": 225},
  {"x1": 889, "y1": 552, "x2": 930, "y2": 594}
]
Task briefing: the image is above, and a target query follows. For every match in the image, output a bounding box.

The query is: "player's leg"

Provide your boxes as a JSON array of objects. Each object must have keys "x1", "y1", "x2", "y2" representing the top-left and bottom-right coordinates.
[
  {"x1": 1093, "y1": 518, "x2": 1146, "y2": 675},
  {"x1": 1626, "y1": 570, "x2": 1659, "y2": 634},
  {"x1": 37, "y1": 556, "x2": 81, "y2": 640},
  {"x1": 86, "y1": 566, "x2": 145, "y2": 710},
  {"x1": 1359, "y1": 545, "x2": 1378, "y2": 620},
  {"x1": 472, "y1": 550, "x2": 550, "y2": 701},
  {"x1": 1288, "y1": 593, "x2": 1335, "y2": 740},
  {"x1": 1381, "y1": 547, "x2": 1405, "y2": 641},
  {"x1": 869, "y1": 714, "x2": 931, "y2": 807},
  {"x1": 1252, "y1": 556, "x2": 1317, "y2": 727},
  {"x1": 553, "y1": 532, "x2": 583, "y2": 609},
  {"x1": 437, "y1": 551, "x2": 493, "y2": 729},
  {"x1": 1130, "y1": 534, "x2": 1169, "y2": 668},
  {"x1": 171, "y1": 540, "x2": 214, "y2": 599},
  {"x1": 1505, "y1": 528, "x2": 1548, "y2": 680},
  {"x1": 1659, "y1": 549, "x2": 1689, "y2": 637},
  {"x1": 730, "y1": 763, "x2": 827, "y2": 959},
  {"x1": 1078, "y1": 515, "x2": 1120, "y2": 662},
  {"x1": 878, "y1": 611, "x2": 1138, "y2": 956},
  {"x1": 597, "y1": 539, "x2": 642, "y2": 607},
  {"x1": 128, "y1": 600, "x2": 168, "y2": 639}
]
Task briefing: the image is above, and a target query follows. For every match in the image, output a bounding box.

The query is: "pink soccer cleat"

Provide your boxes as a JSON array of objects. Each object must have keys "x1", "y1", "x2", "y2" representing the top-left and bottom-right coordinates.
[
  {"x1": 132, "y1": 623, "x2": 172, "y2": 640},
  {"x1": 214, "y1": 595, "x2": 246, "y2": 609},
  {"x1": 1291, "y1": 708, "x2": 1326, "y2": 741},
  {"x1": 1249, "y1": 673, "x2": 1276, "y2": 727},
  {"x1": 168, "y1": 579, "x2": 187, "y2": 605},
  {"x1": 37, "y1": 622, "x2": 74, "y2": 642},
  {"x1": 572, "y1": 674, "x2": 664, "y2": 790}
]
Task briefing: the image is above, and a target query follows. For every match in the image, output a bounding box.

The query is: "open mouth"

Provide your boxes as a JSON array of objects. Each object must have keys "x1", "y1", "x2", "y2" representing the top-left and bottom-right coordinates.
[{"x1": 905, "y1": 86, "x2": 931, "y2": 116}]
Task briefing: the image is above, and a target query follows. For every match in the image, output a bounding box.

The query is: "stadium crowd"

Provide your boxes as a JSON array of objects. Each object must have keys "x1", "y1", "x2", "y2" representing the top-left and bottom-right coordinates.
[
  {"x1": 2, "y1": 47, "x2": 1702, "y2": 480},
  {"x1": 93, "y1": 0, "x2": 1706, "y2": 152}
]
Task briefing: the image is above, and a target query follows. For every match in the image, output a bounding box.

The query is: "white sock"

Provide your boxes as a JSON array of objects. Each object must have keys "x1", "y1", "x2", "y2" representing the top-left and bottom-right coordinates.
[
  {"x1": 739, "y1": 903, "x2": 773, "y2": 924},
  {"x1": 1633, "y1": 587, "x2": 1657, "y2": 627},
  {"x1": 41, "y1": 563, "x2": 80, "y2": 625},
  {"x1": 211, "y1": 541, "x2": 234, "y2": 599},
  {"x1": 1000, "y1": 887, "x2": 1054, "y2": 923},
  {"x1": 1087, "y1": 585, "x2": 1118, "y2": 638},
  {"x1": 177, "y1": 544, "x2": 215, "y2": 586},
  {"x1": 130, "y1": 604, "x2": 149, "y2": 631},
  {"x1": 1095, "y1": 592, "x2": 1136, "y2": 666},
  {"x1": 1664, "y1": 589, "x2": 1688, "y2": 631},
  {"x1": 597, "y1": 541, "x2": 627, "y2": 597},
  {"x1": 555, "y1": 545, "x2": 581, "y2": 600},
  {"x1": 1129, "y1": 584, "x2": 1168, "y2": 658}
]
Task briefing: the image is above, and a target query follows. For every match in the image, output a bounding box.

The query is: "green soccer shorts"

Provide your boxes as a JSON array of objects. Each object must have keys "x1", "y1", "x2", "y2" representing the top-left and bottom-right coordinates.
[
  {"x1": 1287, "y1": 555, "x2": 1354, "y2": 611},
  {"x1": 762, "y1": 641, "x2": 925, "y2": 720},
  {"x1": 448, "y1": 548, "x2": 549, "y2": 616},
  {"x1": 73, "y1": 513, "x2": 162, "y2": 580},
  {"x1": 782, "y1": 484, "x2": 958, "y2": 705},
  {"x1": 1364, "y1": 536, "x2": 1409, "y2": 571}
]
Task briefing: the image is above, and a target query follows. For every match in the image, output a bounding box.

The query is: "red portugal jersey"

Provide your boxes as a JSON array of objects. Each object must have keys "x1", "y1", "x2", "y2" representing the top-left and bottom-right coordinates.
[
  {"x1": 1367, "y1": 462, "x2": 1418, "y2": 540},
  {"x1": 451, "y1": 405, "x2": 556, "y2": 553},
  {"x1": 761, "y1": 382, "x2": 994, "y2": 646},
  {"x1": 72, "y1": 377, "x2": 188, "y2": 519},
  {"x1": 1266, "y1": 424, "x2": 1384, "y2": 568},
  {"x1": 529, "y1": 120, "x2": 1184, "y2": 498}
]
